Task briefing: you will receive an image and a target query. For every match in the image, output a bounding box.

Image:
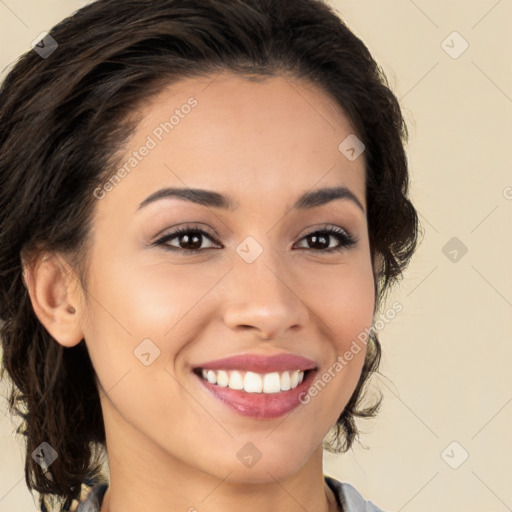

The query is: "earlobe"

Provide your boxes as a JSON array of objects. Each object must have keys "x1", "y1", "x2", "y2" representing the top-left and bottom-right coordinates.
[{"x1": 22, "y1": 253, "x2": 84, "y2": 348}]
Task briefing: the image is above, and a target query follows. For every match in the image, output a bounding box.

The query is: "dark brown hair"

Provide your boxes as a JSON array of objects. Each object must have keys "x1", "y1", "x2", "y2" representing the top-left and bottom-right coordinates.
[{"x1": 0, "y1": 0, "x2": 419, "y2": 510}]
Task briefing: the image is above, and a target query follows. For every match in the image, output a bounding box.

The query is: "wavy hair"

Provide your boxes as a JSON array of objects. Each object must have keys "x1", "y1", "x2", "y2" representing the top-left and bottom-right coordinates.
[{"x1": 0, "y1": 0, "x2": 419, "y2": 510}]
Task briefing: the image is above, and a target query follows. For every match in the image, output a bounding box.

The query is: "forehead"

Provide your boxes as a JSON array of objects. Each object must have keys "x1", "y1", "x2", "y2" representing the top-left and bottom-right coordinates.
[
  {"x1": 96, "y1": 72, "x2": 366, "y2": 217},
  {"x1": 137, "y1": 71, "x2": 355, "y2": 146}
]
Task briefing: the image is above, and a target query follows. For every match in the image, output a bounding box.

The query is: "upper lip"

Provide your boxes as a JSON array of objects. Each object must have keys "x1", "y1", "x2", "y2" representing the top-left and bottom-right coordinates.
[{"x1": 193, "y1": 353, "x2": 318, "y2": 373}]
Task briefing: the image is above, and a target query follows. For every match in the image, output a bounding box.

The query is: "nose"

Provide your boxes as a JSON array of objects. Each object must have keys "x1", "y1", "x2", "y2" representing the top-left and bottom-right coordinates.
[{"x1": 221, "y1": 248, "x2": 310, "y2": 341}]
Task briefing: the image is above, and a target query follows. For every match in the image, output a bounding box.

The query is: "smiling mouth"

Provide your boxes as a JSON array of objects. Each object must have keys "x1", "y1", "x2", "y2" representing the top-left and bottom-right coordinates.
[{"x1": 193, "y1": 367, "x2": 315, "y2": 394}]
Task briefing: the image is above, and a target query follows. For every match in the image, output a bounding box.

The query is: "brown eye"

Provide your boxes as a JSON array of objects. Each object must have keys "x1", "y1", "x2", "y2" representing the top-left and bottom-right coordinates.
[
  {"x1": 154, "y1": 227, "x2": 221, "y2": 252},
  {"x1": 153, "y1": 225, "x2": 356, "y2": 254},
  {"x1": 294, "y1": 227, "x2": 356, "y2": 252}
]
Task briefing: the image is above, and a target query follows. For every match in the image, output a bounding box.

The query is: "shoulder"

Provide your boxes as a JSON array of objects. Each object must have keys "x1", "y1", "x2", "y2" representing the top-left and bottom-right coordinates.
[{"x1": 325, "y1": 475, "x2": 388, "y2": 512}]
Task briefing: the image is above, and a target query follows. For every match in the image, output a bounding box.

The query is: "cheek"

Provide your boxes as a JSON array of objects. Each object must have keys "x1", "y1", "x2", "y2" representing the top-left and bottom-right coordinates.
[
  {"x1": 80, "y1": 250, "x2": 225, "y2": 397},
  {"x1": 86, "y1": 254, "x2": 210, "y2": 337},
  {"x1": 299, "y1": 252, "x2": 376, "y2": 410},
  {"x1": 331, "y1": 271, "x2": 375, "y2": 350},
  {"x1": 305, "y1": 252, "x2": 376, "y2": 347}
]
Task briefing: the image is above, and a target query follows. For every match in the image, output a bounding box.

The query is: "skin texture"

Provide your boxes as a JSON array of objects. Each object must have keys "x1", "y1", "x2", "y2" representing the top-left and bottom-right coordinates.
[{"x1": 24, "y1": 72, "x2": 376, "y2": 512}]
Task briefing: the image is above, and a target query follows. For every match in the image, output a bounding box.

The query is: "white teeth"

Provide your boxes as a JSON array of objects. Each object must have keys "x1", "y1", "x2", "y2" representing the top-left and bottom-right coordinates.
[
  {"x1": 229, "y1": 370, "x2": 244, "y2": 390},
  {"x1": 290, "y1": 370, "x2": 299, "y2": 388},
  {"x1": 281, "y1": 371, "x2": 291, "y2": 391},
  {"x1": 206, "y1": 369, "x2": 216, "y2": 384},
  {"x1": 244, "y1": 372, "x2": 262, "y2": 393},
  {"x1": 263, "y1": 372, "x2": 281, "y2": 393},
  {"x1": 216, "y1": 370, "x2": 229, "y2": 387},
  {"x1": 199, "y1": 368, "x2": 306, "y2": 393}
]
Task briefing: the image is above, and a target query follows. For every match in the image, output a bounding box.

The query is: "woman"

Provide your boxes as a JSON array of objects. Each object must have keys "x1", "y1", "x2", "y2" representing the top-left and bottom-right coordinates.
[{"x1": 0, "y1": 0, "x2": 419, "y2": 511}]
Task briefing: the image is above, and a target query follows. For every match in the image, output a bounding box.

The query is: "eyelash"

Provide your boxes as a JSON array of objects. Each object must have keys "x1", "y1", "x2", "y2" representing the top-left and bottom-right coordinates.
[{"x1": 153, "y1": 225, "x2": 357, "y2": 254}]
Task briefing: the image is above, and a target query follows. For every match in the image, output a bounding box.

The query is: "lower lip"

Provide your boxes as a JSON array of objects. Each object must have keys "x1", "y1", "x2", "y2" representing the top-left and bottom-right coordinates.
[{"x1": 194, "y1": 369, "x2": 318, "y2": 419}]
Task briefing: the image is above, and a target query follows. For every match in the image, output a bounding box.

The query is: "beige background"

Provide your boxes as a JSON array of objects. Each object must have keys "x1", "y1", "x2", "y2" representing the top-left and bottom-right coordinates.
[{"x1": 1, "y1": 1, "x2": 511, "y2": 511}]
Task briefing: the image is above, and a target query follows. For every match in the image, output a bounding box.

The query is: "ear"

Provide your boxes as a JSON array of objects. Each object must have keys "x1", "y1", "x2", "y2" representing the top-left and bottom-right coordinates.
[
  {"x1": 372, "y1": 252, "x2": 385, "y2": 282},
  {"x1": 22, "y1": 252, "x2": 85, "y2": 348}
]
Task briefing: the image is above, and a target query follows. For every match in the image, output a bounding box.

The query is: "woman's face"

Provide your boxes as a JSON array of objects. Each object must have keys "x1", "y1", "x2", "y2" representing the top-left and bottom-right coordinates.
[{"x1": 74, "y1": 72, "x2": 376, "y2": 483}]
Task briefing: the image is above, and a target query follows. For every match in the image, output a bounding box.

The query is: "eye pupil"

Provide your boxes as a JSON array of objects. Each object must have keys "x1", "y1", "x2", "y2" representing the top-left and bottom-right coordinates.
[
  {"x1": 309, "y1": 234, "x2": 329, "y2": 250},
  {"x1": 180, "y1": 233, "x2": 202, "y2": 250}
]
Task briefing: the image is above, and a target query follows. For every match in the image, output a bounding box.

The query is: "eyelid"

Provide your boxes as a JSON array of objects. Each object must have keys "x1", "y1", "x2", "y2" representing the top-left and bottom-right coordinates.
[
  {"x1": 152, "y1": 223, "x2": 220, "y2": 243},
  {"x1": 298, "y1": 223, "x2": 354, "y2": 240},
  {"x1": 153, "y1": 222, "x2": 354, "y2": 238}
]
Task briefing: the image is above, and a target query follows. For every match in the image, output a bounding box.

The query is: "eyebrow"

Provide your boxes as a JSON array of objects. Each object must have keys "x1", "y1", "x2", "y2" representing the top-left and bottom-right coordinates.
[{"x1": 137, "y1": 185, "x2": 365, "y2": 213}]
